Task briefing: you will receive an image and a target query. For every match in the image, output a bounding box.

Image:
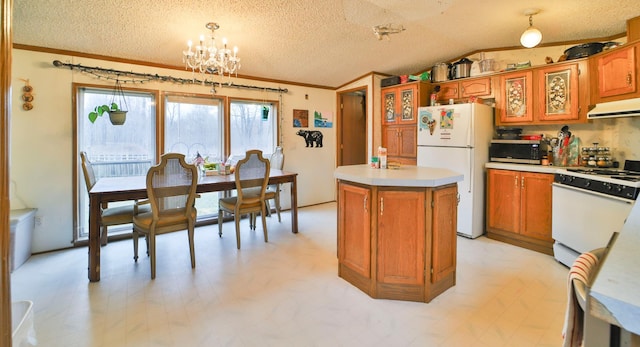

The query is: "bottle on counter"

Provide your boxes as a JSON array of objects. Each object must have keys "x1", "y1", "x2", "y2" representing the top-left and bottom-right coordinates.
[{"x1": 378, "y1": 147, "x2": 388, "y2": 169}]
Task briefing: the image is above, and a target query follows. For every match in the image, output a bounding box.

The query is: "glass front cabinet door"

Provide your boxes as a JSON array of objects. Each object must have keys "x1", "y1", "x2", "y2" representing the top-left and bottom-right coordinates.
[
  {"x1": 537, "y1": 63, "x2": 580, "y2": 121},
  {"x1": 499, "y1": 71, "x2": 534, "y2": 123}
]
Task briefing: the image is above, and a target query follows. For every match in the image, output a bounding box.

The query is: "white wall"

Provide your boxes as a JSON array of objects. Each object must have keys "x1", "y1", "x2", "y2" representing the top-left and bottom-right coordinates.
[{"x1": 10, "y1": 49, "x2": 336, "y2": 253}]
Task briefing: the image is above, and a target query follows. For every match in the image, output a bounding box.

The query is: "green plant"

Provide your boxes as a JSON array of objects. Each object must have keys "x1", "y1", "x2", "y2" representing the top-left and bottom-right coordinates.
[{"x1": 88, "y1": 102, "x2": 122, "y2": 123}]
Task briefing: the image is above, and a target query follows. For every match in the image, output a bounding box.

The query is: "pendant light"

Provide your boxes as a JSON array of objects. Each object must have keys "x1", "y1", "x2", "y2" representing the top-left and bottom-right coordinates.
[{"x1": 520, "y1": 9, "x2": 542, "y2": 48}]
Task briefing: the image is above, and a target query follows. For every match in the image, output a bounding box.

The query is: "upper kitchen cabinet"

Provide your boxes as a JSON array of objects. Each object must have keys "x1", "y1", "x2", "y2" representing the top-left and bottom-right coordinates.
[
  {"x1": 434, "y1": 76, "x2": 492, "y2": 103},
  {"x1": 381, "y1": 81, "x2": 429, "y2": 164},
  {"x1": 496, "y1": 70, "x2": 534, "y2": 124},
  {"x1": 496, "y1": 60, "x2": 589, "y2": 125},
  {"x1": 590, "y1": 42, "x2": 639, "y2": 104},
  {"x1": 381, "y1": 81, "x2": 429, "y2": 125},
  {"x1": 382, "y1": 124, "x2": 417, "y2": 164},
  {"x1": 535, "y1": 60, "x2": 587, "y2": 122}
]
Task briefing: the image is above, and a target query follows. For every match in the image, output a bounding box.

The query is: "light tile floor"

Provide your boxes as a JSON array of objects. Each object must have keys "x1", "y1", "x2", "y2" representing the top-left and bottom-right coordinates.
[{"x1": 11, "y1": 202, "x2": 570, "y2": 347}]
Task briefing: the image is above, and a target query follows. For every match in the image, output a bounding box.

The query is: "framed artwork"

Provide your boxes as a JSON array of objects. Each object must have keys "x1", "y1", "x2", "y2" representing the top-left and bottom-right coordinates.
[
  {"x1": 314, "y1": 111, "x2": 333, "y2": 128},
  {"x1": 293, "y1": 109, "x2": 308, "y2": 128}
]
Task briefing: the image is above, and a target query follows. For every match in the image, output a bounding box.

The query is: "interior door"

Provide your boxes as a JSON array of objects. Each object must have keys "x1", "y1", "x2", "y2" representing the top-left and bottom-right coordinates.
[{"x1": 339, "y1": 91, "x2": 367, "y2": 166}]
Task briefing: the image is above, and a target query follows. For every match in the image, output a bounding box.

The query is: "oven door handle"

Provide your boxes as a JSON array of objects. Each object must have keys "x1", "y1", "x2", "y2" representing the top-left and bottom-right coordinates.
[{"x1": 551, "y1": 183, "x2": 635, "y2": 204}]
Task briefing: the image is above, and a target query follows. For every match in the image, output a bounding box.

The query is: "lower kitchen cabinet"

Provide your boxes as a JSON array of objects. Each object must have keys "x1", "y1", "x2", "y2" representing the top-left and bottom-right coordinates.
[
  {"x1": 337, "y1": 181, "x2": 457, "y2": 303},
  {"x1": 486, "y1": 169, "x2": 554, "y2": 255}
]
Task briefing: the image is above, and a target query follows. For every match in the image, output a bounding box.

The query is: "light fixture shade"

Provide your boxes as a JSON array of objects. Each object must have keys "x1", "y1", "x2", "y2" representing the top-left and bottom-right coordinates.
[{"x1": 520, "y1": 26, "x2": 542, "y2": 48}]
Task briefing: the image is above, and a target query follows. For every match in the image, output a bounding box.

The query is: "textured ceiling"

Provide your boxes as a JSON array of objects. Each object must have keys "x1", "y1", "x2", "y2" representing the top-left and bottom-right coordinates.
[{"x1": 13, "y1": 0, "x2": 640, "y2": 87}]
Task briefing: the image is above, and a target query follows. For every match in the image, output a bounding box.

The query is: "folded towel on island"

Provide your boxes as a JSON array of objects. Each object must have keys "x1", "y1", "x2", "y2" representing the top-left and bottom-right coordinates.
[{"x1": 562, "y1": 251, "x2": 600, "y2": 347}]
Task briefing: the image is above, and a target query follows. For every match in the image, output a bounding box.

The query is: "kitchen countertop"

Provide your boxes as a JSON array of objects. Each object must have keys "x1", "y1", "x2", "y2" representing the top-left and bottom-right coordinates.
[
  {"x1": 334, "y1": 164, "x2": 463, "y2": 187},
  {"x1": 485, "y1": 162, "x2": 571, "y2": 174},
  {"x1": 589, "y1": 199, "x2": 640, "y2": 335}
]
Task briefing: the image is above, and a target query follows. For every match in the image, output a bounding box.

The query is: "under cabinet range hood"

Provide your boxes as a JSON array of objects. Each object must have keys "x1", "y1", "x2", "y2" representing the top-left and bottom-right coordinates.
[{"x1": 587, "y1": 98, "x2": 640, "y2": 119}]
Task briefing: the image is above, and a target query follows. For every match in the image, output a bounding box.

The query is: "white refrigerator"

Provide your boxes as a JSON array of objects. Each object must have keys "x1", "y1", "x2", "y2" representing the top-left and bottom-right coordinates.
[{"x1": 416, "y1": 103, "x2": 494, "y2": 238}]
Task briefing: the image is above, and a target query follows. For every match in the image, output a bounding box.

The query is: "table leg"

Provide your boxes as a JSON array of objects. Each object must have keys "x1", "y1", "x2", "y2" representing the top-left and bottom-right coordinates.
[
  {"x1": 88, "y1": 194, "x2": 101, "y2": 281},
  {"x1": 291, "y1": 175, "x2": 298, "y2": 233}
]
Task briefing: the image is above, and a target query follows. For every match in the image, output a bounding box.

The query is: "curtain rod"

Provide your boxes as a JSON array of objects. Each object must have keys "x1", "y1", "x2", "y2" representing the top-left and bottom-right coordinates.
[{"x1": 51, "y1": 60, "x2": 288, "y2": 94}]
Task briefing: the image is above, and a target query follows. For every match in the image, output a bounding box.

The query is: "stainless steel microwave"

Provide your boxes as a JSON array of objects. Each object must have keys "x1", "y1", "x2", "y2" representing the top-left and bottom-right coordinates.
[{"x1": 489, "y1": 139, "x2": 548, "y2": 164}]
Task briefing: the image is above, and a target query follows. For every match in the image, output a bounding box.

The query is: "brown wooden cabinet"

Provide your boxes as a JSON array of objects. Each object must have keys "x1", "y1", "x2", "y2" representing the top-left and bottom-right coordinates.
[
  {"x1": 497, "y1": 70, "x2": 534, "y2": 124},
  {"x1": 337, "y1": 181, "x2": 457, "y2": 303},
  {"x1": 337, "y1": 183, "x2": 371, "y2": 282},
  {"x1": 590, "y1": 43, "x2": 639, "y2": 103},
  {"x1": 435, "y1": 77, "x2": 492, "y2": 103},
  {"x1": 382, "y1": 124, "x2": 417, "y2": 164},
  {"x1": 486, "y1": 169, "x2": 553, "y2": 255},
  {"x1": 381, "y1": 82, "x2": 429, "y2": 165},
  {"x1": 495, "y1": 60, "x2": 589, "y2": 125},
  {"x1": 536, "y1": 62, "x2": 581, "y2": 122}
]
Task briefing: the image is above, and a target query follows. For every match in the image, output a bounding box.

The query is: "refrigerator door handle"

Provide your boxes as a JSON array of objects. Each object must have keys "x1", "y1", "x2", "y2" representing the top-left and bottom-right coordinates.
[{"x1": 467, "y1": 147, "x2": 473, "y2": 193}]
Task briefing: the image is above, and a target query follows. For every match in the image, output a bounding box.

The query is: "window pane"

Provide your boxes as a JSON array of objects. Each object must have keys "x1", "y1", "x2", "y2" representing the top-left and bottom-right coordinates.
[
  {"x1": 164, "y1": 95, "x2": 224, "y2": 218},
  {"x1": 229, "y1": 101, "x2": 276, "y2": 160},
  {"x1": 165, "y1": 95, "x2": 224, "y2": 163},
  {"x1": 77, "y1": 87, "x2": 156, "y2": 240}
]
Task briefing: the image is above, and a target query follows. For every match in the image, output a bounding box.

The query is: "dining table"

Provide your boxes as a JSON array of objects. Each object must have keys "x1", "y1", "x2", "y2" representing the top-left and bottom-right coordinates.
[{"x1": 87, "y1": 169, "x2": 298, "y2": 282}]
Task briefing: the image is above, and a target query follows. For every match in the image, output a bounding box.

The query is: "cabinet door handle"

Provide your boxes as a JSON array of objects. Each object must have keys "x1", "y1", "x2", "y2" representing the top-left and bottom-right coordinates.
[
  {"x1": 380, "y1": 197, "x2": 384, "y2": 215},
  {"x1": 514, "y1": 175, "x2": 519, "y2": 187},
  {"x1": 521, "y1": 176, "x2": 525, "y2": 188},
  {"x1": 628, "y1": 73, "x2": 633, "y2": 86},
  {"x1": 363, "y1": 196, "x2": 367, "y2": 212}
]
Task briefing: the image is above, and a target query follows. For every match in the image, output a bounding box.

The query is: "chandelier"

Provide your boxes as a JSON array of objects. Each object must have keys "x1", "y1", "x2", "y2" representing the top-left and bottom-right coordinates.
[{"x1": 182, "y1": 22, "x2": 241, "y2": 79}]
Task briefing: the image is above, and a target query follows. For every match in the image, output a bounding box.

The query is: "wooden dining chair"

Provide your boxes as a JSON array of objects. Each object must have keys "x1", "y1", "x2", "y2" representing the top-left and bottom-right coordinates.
[
  {"x1": 218, "y1": 150, "x2": 270, "y2": 249},
  {"x1": 80, "y1": 151, "x2": 149, "y2": 246},
  {"x1": 132, "y1": 153, "x2": 199, "y2": 279},
  {"x1": 264, "y1": 147, "x2": 285, "y2": 222}
]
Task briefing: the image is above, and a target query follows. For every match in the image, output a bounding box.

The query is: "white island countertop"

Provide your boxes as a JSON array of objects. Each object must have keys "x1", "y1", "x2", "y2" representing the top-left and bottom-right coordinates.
[
  {"x1": 334, "y1": 164, "x2": 463, "y2": 187},
  {"x1": 589, "y1": 199, "x2": 640, "y2": 335}
]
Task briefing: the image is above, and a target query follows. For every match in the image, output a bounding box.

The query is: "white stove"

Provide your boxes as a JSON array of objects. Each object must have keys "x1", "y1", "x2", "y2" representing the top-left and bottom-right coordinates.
[{"x1": 551, "y1": 160, "x2": 640, "y2": 267}]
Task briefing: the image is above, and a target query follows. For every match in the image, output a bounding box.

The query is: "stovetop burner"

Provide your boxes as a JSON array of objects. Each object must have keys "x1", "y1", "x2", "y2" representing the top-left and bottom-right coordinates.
[
  {"x1": 565, "y1": 168, "x2": 640, "y2": 181},
  {"x1": 610, "y1": 175, "x2": 640, "y2": 182},
  {"x1": 555, "y1": 160, "x2": 640, "y2": 200}
]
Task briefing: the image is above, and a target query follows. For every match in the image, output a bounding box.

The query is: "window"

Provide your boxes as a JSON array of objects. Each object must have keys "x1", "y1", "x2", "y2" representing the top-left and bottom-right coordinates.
[
  {"x1": 75, "y1": 85, "x2": 279, "y2": 242},
  {"x1": 229, "y1": 99, "x2": 278, "y2": 160},
  {"x1": 164, "y1": 94, "x2": 224, "y2": 218},
  {"x1": 76, "y1": 86, "x2": 157, "y2": 240}
]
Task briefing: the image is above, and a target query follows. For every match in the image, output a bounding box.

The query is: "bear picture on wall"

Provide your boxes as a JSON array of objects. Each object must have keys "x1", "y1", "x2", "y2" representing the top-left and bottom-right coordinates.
[{"x1": 296, "y1": 130, "x2": 323, "y2": 147}]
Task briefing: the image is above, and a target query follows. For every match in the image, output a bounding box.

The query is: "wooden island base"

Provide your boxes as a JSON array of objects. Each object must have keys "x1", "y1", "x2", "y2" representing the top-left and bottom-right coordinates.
[{"x1": 335, "y1": 165, "x2": 463, "y2": 303}]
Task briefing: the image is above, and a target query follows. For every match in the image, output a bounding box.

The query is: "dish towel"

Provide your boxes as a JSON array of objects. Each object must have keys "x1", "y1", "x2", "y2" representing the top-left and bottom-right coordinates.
[{"x1": 562, "y1": 251, "x2": 599, "y2": 347}]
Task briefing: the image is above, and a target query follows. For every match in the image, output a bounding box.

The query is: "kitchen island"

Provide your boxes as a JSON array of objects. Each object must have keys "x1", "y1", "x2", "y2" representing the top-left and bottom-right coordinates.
[{"x1": 334, "y1": 164, "x2": 463, "y2": 303}]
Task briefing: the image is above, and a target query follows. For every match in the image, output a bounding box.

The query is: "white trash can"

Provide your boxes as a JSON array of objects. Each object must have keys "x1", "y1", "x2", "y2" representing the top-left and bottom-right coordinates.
[
  {"x1": 9, "y1": 209, "x2": 36, "y2": 272},
  {"x1": 12, "y1": 300, "x2": 37, "y2": 346}
]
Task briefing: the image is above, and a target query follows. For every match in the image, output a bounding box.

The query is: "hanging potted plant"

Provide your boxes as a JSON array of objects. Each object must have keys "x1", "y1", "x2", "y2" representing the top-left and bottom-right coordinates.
[{"x1": 88, "y1": 79, "x2": 128, "y2": 125}]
